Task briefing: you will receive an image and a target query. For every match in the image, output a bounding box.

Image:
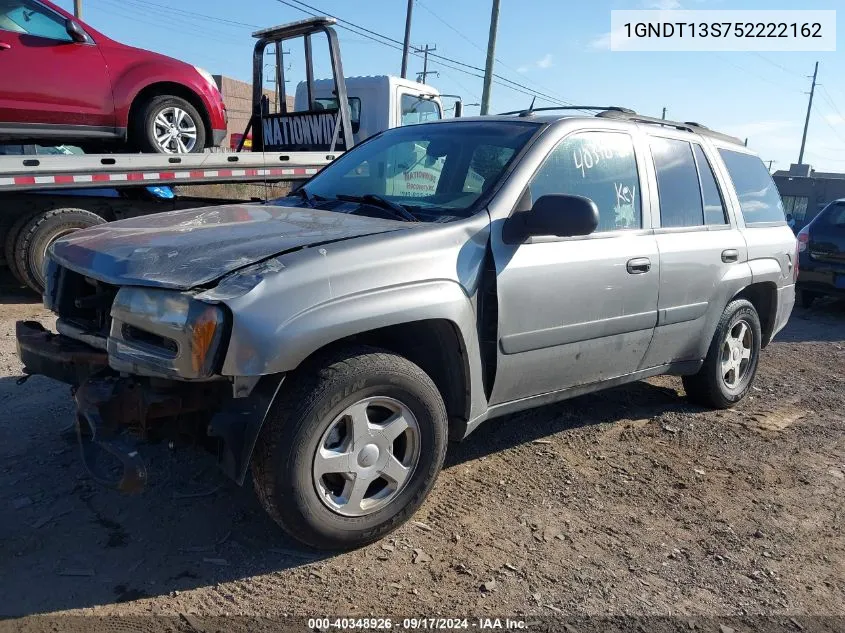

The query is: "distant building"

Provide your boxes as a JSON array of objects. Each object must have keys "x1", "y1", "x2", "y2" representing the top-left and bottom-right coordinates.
[
  {"x1": 772, "y1": 163, "x2": 845, "y2": 229},
  {"x1": 213, "y1": 75, "x2": 294, "y2": 150}
]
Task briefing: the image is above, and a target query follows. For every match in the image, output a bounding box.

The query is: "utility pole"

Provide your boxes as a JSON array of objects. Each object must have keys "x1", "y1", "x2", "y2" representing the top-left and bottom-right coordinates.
[
  {"x1": 661, "y1": 107, "x2": 666, "y2": 120},
  {"x1": 73, "y1": 0, "x2": 82, "y2": 18},
  {"x1": 798, "y1": 61, "x2": 819, "y2": 165},
  {"x1": 480, "y1": 0, "x2": 501, "y2": 115},
  {"x1": 400, "y1": 0, "x2": 414, "y2": 79},
  {"x1": 414, "y1": 44, "x2": 437, "y2": 84}
]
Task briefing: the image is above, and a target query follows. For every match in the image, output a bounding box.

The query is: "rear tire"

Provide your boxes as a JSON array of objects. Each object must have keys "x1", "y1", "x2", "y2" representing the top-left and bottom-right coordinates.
[
  {"x1": 18, "y1": 208, "x2": 106, "y2": 293},
  {"x1": 4, "y1": 210, "x2": 39, "y2": 287},
  {"x1": 251, "y1": 346, "x2": 448, "y2": 550},
  {"x1": 0, "y1": 209, "x2": 24, "y2": 267},
  {"x1": 133, "y1": 95, "x2": 206, "y2": 154},
  {"x1": 798, "y1": 289, "x2": 818, "y2": 309},
  {"x1": 683, "y1": 299, "x2": 762, "y2": 409}
]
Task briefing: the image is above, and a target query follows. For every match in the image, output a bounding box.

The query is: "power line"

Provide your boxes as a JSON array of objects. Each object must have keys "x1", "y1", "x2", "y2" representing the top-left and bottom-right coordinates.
[
  {"x1": 416, "y1": 0, "x2": 576, "y2": 107},
  {"x1": 274, "y1": 0, "x2": 575, "y2": 108},
  {"x1": 751, "y1": 53, "x2": 805, "y2": 79},
  {"x1": 819, "y1": 86, "x2": 845, "y2": 123}
]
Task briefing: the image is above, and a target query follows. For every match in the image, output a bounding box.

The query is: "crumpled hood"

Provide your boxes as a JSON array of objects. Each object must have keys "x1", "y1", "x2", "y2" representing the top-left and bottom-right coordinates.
[{"x1": 49, "y1": 202, "x2": 409, "y2": 289}]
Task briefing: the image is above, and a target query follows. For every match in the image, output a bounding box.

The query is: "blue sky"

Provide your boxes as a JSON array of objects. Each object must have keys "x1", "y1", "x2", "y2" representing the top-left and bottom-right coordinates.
[{"x1": 56, "y1": 0, "x2": 844, "y2": 172}]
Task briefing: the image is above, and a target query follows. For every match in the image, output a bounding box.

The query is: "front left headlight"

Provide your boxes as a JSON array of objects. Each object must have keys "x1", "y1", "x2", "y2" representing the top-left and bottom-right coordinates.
[{"x1": 108, "y1": 287, "x2": 228, "y2": 379}]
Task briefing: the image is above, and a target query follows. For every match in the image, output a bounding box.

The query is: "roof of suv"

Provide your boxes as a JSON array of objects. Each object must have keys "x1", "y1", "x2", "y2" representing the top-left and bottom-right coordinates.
[{"x1": 436, "y1": 107, "x2": 745, "y2": 147}]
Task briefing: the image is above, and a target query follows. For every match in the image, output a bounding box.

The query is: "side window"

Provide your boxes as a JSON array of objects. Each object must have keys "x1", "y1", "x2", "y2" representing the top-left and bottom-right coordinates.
[
  {"x1": 529, "y1": 131, "x2": 641, "y2": 232},
  {"x1": 693, "y1": 144, "x2": 728, "y2": 225},
  {"x1": 0, "y1": 0, "x2": 73, "y2": 41},
  {"x1": 718, "y1": 149, "x2": 785, "y2": 224},
  {"x1": 650, "y1": 137, "x2": 703, "y2": 228},
  {"x1": 400, "y1": 95, "x2": 441, "y2": 125}
]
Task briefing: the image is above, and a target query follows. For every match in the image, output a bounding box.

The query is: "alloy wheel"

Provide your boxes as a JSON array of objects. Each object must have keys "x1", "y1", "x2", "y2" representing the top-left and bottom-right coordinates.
[
  {"x1": 152, "y1": 106, "x2": 198, "y2": 153},
  {"x1": 312, "y1": 396, "x2": 421, "y2": 517},
  {"x1": 721, "y1": 319, "x2": 753, "y2": 389}
]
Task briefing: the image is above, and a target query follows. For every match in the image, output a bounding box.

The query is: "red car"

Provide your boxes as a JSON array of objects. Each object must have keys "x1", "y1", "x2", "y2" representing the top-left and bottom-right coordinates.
[{"x1": 0, "y1": 0, "x2": 227, "y2": 153}]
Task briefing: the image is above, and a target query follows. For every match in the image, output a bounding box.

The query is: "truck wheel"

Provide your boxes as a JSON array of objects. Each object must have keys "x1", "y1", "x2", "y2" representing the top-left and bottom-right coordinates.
[
  {"x1": 18, "y1": 208, "x2": 106, "y2": 293},
  {"x1": 682, "y1": 299, "x2": 762, "y2": 409},
  {"x1": 4, "y1": 210, "x2": 39, "y2": 287},
  {"x1": 251, "y1": 346, "x2": 448, "y2": 550},
  {"x1": 0, "y1": 209, "x2": 24, "y2": 267},
  {"x1": 798, "y1": 289, "x2": 818, "y2": 309},
  {"x1": 134, "y1": 95, "x2": 206, "y2": 154}
]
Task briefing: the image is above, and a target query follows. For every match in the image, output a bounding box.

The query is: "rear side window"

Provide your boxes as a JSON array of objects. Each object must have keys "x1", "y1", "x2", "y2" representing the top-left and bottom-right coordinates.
[
  {"x1": 651, "y1": 137, "x2": 703, "y2": 228},
  {"x1": 528, "y1": 131, "x2": 641, "y2": 232},
  {"x1": 718, "y1": 149, "x2": 785, "y2": 224},
  {"x1": 693, "y1": 145, "x2": 728, "y2": 225}
]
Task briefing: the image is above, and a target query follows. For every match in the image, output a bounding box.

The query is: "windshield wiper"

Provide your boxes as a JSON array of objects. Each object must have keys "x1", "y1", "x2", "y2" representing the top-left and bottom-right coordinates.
[
  {"x1": 335, "y1": 194, "x2": 419, "y2": 222},
  {"x1": 286, "y1": 187, "x2": 328, "y2": 208}
]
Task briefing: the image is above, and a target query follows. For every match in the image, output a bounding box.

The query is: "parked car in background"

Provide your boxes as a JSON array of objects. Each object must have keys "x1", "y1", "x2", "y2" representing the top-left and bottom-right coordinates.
[
  {"x1": 797, "y1": 199, "x2": 845, "y2": 307},
  {"x1": 0, "y1": 0, "x2": 226, "y2": 153}
]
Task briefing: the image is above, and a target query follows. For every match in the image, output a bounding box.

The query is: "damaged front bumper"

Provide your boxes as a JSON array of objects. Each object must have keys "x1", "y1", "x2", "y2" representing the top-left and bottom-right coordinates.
[{"x1": 15, "y1": 320, "x2": 282, "y2": 493}]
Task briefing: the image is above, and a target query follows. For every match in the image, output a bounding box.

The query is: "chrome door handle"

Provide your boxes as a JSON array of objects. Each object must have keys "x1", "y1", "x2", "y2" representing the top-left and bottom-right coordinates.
[
  {"x1": 0, "y1": 42, "x2": 11, "y2": 51},
  {"x1": 626, "y1": 257, "x2": 651, "y2": 274},
  {"x1": 721, "y1": 249, "x2": 739, "y2": 263}
]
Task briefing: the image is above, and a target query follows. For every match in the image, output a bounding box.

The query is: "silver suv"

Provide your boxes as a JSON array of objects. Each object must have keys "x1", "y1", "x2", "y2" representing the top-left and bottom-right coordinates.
[{"x1": 16, "y1": 108, "x2": 797, "y2": 549}]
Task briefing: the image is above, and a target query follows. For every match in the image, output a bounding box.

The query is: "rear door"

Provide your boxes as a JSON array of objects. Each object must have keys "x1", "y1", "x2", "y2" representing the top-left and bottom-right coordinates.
[
  {"x1": 0, "y1": 0, "x2": 115, "y2": 131},
  {"x1": 640, "y1": 134, "x2": 748, "y2": 368},
  {"x1": 490, "y1": 127, "x2": 659, "y2": 404}
]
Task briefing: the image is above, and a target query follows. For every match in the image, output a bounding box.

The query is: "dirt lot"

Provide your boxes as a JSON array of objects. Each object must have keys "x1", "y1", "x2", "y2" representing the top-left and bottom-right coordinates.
[{"x1": 1, "y1": 273, "x2": 843, "y2": 621}]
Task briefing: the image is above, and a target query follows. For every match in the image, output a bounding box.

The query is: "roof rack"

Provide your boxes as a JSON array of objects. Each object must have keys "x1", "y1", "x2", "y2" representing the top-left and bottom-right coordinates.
[
  {"x1": 595, "y1": 110, "x2": 744, "y2": 145},
  {"x1": 497, "y1": 106, "x2": 636, "y2": 117}
]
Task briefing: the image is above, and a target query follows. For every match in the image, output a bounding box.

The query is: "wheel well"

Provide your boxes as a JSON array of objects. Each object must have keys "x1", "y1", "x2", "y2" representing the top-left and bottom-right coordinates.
[
  {"x1": 734, "y1": 282, "x2": 778, "y2": 347},
  {"x1": 300, "y1": 320, "x2": 471, "y2": 437},
  {"x1": 128, "y1": 82, "x2": 212, "y2": 146}
]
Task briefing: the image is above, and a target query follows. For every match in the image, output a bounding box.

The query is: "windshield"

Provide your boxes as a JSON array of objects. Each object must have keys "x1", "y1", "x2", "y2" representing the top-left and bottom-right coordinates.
[{"x1": 289, "y1": 121, "x2": 539, "y2": 221}]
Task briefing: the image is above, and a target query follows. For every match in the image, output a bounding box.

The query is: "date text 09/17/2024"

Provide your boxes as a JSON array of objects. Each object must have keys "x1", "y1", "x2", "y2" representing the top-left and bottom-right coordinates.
[{"x1": 307, "y1": 618, "x2": 528, "y2": 630}]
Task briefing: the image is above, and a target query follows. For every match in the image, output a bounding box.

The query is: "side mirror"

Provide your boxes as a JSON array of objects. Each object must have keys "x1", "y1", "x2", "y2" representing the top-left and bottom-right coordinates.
[
  {"x1": 508, "y1": 194, "x2": 599, "y2": 241},
  {"x1": 454, "y1": 100, "x2": 463, "y2": 118},
  {"x1": 65, "y1": 19, "x2": 88, "y2": 43}
]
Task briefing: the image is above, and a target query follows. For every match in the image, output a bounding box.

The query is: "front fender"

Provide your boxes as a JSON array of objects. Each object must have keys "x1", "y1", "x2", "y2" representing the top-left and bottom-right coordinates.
[
  {"x1": 110, "y1": 61, "x2": 220, "y2": 128},
  {"x1": 223, "y1": 280, "x2": 476, "y2": 371}
]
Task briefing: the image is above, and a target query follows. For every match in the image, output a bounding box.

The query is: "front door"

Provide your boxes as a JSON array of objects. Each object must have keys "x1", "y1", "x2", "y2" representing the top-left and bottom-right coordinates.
[
  {"x1": 0, "y1": 0, "x2": 115, "y2": 132},
  {"x1": 490, "y1": 129, "x2": 659, "y2": 405}
]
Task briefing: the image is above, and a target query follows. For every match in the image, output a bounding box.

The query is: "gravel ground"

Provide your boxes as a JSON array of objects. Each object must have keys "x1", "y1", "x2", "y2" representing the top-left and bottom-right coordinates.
[{"x1": 1, "y1": 275, "x2": 843, "y2": 620}]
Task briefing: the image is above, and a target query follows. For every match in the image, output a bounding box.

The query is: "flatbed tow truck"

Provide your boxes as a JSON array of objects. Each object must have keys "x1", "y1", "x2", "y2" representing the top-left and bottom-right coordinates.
[{"x1": 0, "y1": 17, "x2": 356, "y2": 294}]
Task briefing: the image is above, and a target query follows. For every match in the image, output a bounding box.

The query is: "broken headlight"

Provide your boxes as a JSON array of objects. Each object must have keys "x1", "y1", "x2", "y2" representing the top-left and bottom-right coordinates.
[{"x1": 108, "y1": 287, "x2": 229, "y2": 379}]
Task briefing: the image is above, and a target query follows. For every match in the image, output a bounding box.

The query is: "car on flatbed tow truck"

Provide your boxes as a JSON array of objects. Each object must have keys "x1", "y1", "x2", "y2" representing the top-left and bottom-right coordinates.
[{"x1": 16, "y1": 107, "x2": 796, "y2": 550}]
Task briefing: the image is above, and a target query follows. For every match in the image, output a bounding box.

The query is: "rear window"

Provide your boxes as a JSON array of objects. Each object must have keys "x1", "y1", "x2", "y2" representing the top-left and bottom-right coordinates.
[
  {"x1": 817, "y1": 202, "x2": 845, "y2": 227},
  {"x1": 718, "y1": 149, "x2": 785, "y2": 224}
]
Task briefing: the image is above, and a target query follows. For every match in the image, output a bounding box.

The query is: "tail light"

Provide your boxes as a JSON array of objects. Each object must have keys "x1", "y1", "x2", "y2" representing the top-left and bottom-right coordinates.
[
  {"x1": 797, "y1": 226, "x2": 810, "y2": 253},
  {"x1": 794, "y1": 227, "x2": 809, "y2": 282}
]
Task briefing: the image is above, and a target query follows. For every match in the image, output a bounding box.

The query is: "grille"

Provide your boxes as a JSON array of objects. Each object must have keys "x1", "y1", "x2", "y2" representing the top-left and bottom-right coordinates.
[{"x1": 54, "y1": 267, "x2": 118, "y2": 337}]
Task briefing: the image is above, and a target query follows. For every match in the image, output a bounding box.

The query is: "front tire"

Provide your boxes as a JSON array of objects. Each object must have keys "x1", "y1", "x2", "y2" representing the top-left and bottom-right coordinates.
[
  {"x1": 683, "y1": 299, "x2": 762, "y2": 409},
  {"x1": 251, "y1": 346, "x2": 448, "y2": 550},
  {"x1": 134, "y1": 95, "x2": 206, "y2": 154}
]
